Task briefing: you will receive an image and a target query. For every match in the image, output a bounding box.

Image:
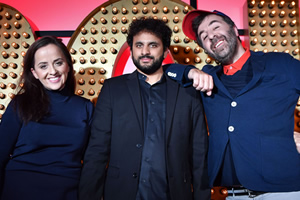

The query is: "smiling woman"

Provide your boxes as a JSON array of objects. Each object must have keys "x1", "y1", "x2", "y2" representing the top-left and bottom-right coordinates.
[{"x1": 0, "y1": 36, "x2": 94, "y2": 200}]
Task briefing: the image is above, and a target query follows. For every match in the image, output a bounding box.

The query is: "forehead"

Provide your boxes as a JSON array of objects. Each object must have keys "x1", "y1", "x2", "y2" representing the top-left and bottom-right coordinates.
[
  {"x1": 197, "y1": 14, "x2": 227, "y2": 31},
  {"x1": 133, "y1": 31, "x2": 162, "y2": 43}
]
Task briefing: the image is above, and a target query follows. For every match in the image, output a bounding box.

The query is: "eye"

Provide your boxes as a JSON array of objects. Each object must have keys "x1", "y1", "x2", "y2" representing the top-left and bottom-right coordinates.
[
  {"x1": 55, "y1": 61, "x2": 63, "y2": 66},
  {"x1": 213, "y1": 26, "x2": 219, "y2": 30},
  {"x1": 149, "y1": 44, "x2": 158, "y2": 48},
  {"x1": 38, "y1": 64, "x2": 47, "y2": 69},
  {"x1": 135, "y1": 43, "x2": 143, "y2": 48}
]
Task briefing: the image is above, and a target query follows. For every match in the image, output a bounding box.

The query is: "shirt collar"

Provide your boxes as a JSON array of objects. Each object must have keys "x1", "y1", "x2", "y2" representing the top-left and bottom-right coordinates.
[{"x1": 223, "y1": 48, "x2": 250, "y2": 75}]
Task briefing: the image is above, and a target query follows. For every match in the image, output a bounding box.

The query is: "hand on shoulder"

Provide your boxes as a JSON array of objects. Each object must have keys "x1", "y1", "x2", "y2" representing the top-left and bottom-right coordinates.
[{"x1": 188, "y1": 68, "x2": 214, "y2": 96}]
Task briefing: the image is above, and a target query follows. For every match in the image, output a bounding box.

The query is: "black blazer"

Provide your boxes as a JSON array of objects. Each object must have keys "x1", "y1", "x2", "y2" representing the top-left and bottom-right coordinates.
[{"x1": 79, "y1": 70, "x2": 210, "y2": 200}]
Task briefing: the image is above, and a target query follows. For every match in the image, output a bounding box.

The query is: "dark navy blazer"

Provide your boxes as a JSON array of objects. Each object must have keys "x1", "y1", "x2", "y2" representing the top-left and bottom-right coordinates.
[{"x1": 165, "y1": 51, "x2": 300, "y2": 192}]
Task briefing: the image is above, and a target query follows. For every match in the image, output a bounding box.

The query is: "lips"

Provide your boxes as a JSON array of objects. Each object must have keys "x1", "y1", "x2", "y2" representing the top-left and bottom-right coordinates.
[{"x1": 48, "y1": 76, "x2": 61, "y2": 83}]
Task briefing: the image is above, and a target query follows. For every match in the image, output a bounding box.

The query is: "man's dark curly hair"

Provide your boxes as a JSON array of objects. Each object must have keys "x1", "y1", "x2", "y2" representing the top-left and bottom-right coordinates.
[{"x1": 127, "y1": 17, "x2": 172, "y2": 51}]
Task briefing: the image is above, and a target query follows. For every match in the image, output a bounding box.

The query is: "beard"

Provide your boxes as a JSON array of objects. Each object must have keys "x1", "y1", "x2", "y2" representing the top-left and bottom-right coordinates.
[
  {"x1": 205, "y1": 28, "x2": 238, "y2": 65},
  {"x1": 132, "y1": 54, "x2": 165, "y2": 75}
]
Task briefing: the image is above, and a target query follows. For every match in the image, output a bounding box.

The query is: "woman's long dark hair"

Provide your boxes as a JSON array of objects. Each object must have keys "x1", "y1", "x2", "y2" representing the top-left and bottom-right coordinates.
[{"x1": 14, "y1": 36, "x2": 75, "y2": 123}]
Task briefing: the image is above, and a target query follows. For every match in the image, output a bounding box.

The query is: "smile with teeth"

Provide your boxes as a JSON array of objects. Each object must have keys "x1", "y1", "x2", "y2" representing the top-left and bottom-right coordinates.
[
  {"x1": 48, "y1": 76, "x2": 61, "y2": 83},
  {"x1": 214, "y1": 40, "x2": 224, "y2": 48}
]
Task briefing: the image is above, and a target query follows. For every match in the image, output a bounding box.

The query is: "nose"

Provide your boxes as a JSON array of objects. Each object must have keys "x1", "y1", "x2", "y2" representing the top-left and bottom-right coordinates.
[
  {"x1": 208, "y1": 32, "x2": 216, "y2": 40},
  {"x1": 48, "y1": 65, "x2": 57, "y2": 75},
  {"x1": 141, "y1": 46, "x2": 150, "y2": 55}
]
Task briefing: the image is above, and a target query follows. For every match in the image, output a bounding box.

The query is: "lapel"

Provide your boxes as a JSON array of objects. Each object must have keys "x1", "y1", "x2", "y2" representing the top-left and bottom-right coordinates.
[
  {"x1": 211, "y1": 51, "x2": 266, "y2": 98},
  {"x1": 165, "y1": 76, "x2": 179, "y2": 140},
  {"x1": 126, "y1": 71, "x2": 144, "y2": 135}
]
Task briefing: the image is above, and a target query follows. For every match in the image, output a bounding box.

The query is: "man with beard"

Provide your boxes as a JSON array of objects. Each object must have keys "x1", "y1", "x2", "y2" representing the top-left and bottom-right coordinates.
[
  {"x1": 165, "y1": 10, "x2": 300, "y2": 199},
  {"x1": 78, "y1": 17, "x2": 210, "y2": 200}
]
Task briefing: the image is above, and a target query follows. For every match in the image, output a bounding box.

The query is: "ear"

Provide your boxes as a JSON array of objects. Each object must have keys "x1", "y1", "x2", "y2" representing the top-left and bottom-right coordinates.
[
  {"x1": 234, "y1": 25, "x2": 239, "y2": 37},
  {"x1": 163, "y1": 49, "x2": 169, "y2": 59},
  {"x1": 31, "y1": 68, "x2": 39, "y2": 79}
]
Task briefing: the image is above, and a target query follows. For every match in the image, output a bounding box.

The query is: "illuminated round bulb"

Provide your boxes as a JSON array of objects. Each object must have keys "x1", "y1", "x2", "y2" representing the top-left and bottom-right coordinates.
[
  {"x1": 110, "y1": 37, "x2": 117, "y2": 44},
  {"x1": 90, "y1": 37, "x2": 96, "y2": 44},
  {"x1": 100, "y1": 17, "x2": 107, "y2": 24},
  {"x1": 101, "y1": 7, "x2": 107, "y2": 14},
  {"x1": 250, "y1": 30, "x2": 257, "y2": 36},
  {"x1": 173, "y1": 47, "x2": 179, "y2": 54},
  {"x1": 23, "y1": 32, "x2": 30, "y2": 38},
  {"x1": 291, "y1": 39, "x2": 298, "y2": 46},
  {"x1": 173, "y1": 6, "x2": 179, "y2": 13},
  {"x1": 258, "y1": 1, "x2": 265, "y2": 8},
  {"x1": 1, "y1": 62, "x2": 8, "y2": 68},
  {"x1": 142, "y1": 7, "x2": 148, "y2": 14},
  {"x1": 259, "y1": 19, "x2": 266, "y2": 27},
  {"x1": 271, "y1": 40, "x2": 277, "y2": 46},
  {"x1": 2, "y1": 51, "x2": 9, "y2": 58},
  {"x1": 292, "y1": 48, "x2": 299, "y2": 56},
  {"x1": 268, "y1": 1, "x2": 275, "y2": 8},
  {"x1": 111, "y1": 27, "x2": 118, "y2": 34},
  {"x1": 22, "y1": 42, "x2": 29, "y2": 48},
  {"x1": 0, "y1": 93, "x2": 5, "y2": 99},
  {"x1": 2, "y1": 42, "x2": 9, "y2": 49},
  {"x1": 259, "y1": 10, "x2": 266, "y2": 17},
  {"x1": 91, "y1": 27, "x2": 97, "y2": 34},
  {"x1": 195, "y1": 57, "x2": 201, "y2": 63},
  {"x1": 249, "y1": 10, "x2": 256, "y2": 17},
  {"x1": 79, "y1": 48, "x2": 86, "y2": 54},
  {"x1": 260, "y1": 39, "x2": 267, "y2": 46},
  {"x1": 290, "y1": 20, "x2": 296, "y2": 27},
  {"x1": 79, "y1": 68, "x2": 85, "y2": 74},
  {"x1": 99, "y1": 68, "x2": 106, "y2": 74},
  {"x1": 173, "y1": 16, "x2": 179, "y2": 23},
  {"x1": 88, "y1": 69, "x2": 95, "y2": 75},
  {"x1": 15, "y1": 13, "x2": 21, "y2": 20},
  {"x1": 90, "y1": 57, "x2": 96, "y2": 64},
  {"x1": 91, "y1": 17, "x2": 97, "y2": 24},
  {"x1": 279, "y1": 11, "x2": 285, "y2": 18},
  {"x1": 99, "y1": 78, "x2": 105, "y2": 84},
  {"x1": 122, "y1": 7, "x2": 127, "y2": 14},
  {"x1": 163, "y1": 6, "x2": 168, "y2": 13},
  {"x1": 111, "y1": 16, "x2": 118, "y2": 24},
  {"x1": 5, "y1": 12, "x2": 11, "y2": 19},
  {"x1": 79, "y1": 57, "x2": 85, "y2": 64},
  {"x1": 12, "y1": 42, "x2": 19, "y2": 49},
  {"x1": 291, "y1": 30, "x2": 298, "y2": 36},
  {"x1": 173, "y1": 26, "x2": 179, "y2": 33},
  {"x1": 184, "y1": 37, "x2": 190, "y2": 43},
  {"x1": 281, "y1": 40, "x2": 288, "y2": 46},
  {"x1": 112, "y1": 7, "x2": 118, "y2": 14},
  {"x1": 152, "y1": 7, "x2": 158, "y2": 13},
  {"x1": 89, "y1": 78, "x2": 96, "y2": 85},
  {"x1": 183, "y1": 6, "x2": 189, "y2": 14},
  {"x1": 269, "y1": 20, "x2": 276, "y2": 27},
  {"x1": 249, "y1": 19, "x2": 256, "y2": 26},
  {"x1": 4, "y1": 23, "x2": 11, "y2": 29},
  {"x1": 184, "y1": 58, "x2": 190, "y2": 64},
  {"x1": 260, "y1": 30, "x2": 267, "y2": 36},
  {"x1": 121, "y1": 16, "x2": 127, "y2": 24},
  {"x1": 269, "y1": 10, "x2": 276, "y2": 17},
  {"x1": 280, "y1": 30, "x2": 287, "y2": 37},
  {"x1": 220, "y1": 189, "x2": 228, "y2": 195},
  {"x1": 3, "y1": 32, "x2": 10, "y2": 39},
  {"x1": 132, "y1": 0, "x2": 138, "y2": 4},
  {"x1": 10, "y1": 52, "x2": 18, "y2": 59},
  {"x1": 121, "y1": 27, "x2": 127, "y2": 33},
  {"x1": 249, "y1": 0, "x2": 255, "y2": 8},
  {"x1": 132, "y1": 7, "x2": 138, "y2": 14},
  {"x1": 173, "y1": 36, "x2": 180, "y2": 43},
  {"x1": 0, "y1": 72, "x2": 7, "y2": 79},
  {"x1": 205, "y1": 58, "x2": 212, "y2": 64},
  {"x1": 184, "y1": 46, "x2": 191, "y2": 53},
  {"x1": 14, "y1": 21, "x2": 21, "y2": 29},
  {"x1": 110, "y1": 47, "x2": 117, "y2": 54},
  {"x1": 263, "y1": 48, "x2": 269, "y2": 53},
  {"x1": 9, "y1": 93, "x2": 15, "y2": 99},
  {"x1": 250, "y1": 38, "x2": 258, "y2": 46},
  {"x1": 280, "y1": 20, "x2": 287, "y2": 27},
  {"x1": 270, "y1": 30, "x2": 276, "y2": 36},
  {"x1": 162, "y1": 16, "x2": 168, "y2": 23},
  {"x1": 8, "y1": 83, "x2": 16, "y2": 89},
  {"x1": 288, "y1": 1, "x2": 296, "y2": 9},
  {"x1": 194, "y1": 47, "x2": 201, "y2": 53},
  {"x1": 101, "y1": 36, "x2": 107, "y2": 44},
  {"x1": 0, "y1": 83, "x2": 6, "y2": 89},
  {"x1": 77, "y1": 89, "x2": 84, "y2": 95},
  {"x1": 284, "y1": 50, "x2": 290, "y2": 54},
  {"x1": 78, "y1": 78, "x2": 85, "y2": 85},
  {"x1": 100, "y1": 57, "x2": 106, "y2": 64},
  {"x1": 100, "y1": 47, "x2": 107, "y2": 54},
  {"x1": 289, "y1": 10, "x2": 296, "y2": 18},
  {"x1": 81, "y1": 27, "x2": 87, "y2": 34},
  {"x1": 9, "y1": 72, "x2": 17, "y2": 78},
  {"x1": 90, "y1": 47, "x2": 96, "y2": 54},
  {"x1": 80, "y1": 37, "x2": 87, "y2": 44},
  {"x1": 142, "y1": 0, "x2": 148, "y2": 4},
  {"x1": 88, "y1": 89, "x2": 95, "y2": 96},
  {"x1": 278, "y1": 1, "x2": 285, "y2": 8}
]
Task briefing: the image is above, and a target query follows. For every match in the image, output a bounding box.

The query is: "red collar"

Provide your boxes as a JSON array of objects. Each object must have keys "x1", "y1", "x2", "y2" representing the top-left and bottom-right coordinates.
[{"x1": 223, "y1": 48, "x2": 250, "y2": 75}]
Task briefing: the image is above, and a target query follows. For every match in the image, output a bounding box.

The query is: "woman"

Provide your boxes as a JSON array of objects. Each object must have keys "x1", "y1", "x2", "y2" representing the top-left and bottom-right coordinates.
[{"x1": 0, "y1": 36, "x2": 93, "y2": 200}]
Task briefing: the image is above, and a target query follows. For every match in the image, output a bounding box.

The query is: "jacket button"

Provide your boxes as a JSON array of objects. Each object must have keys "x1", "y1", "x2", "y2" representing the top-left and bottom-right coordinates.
[
  {"x1": 136, "y1": 144, "x2": 142, "y2": 148},
  {"x1": 133, "y1": 173, "x2": 137, "y2": 178}
]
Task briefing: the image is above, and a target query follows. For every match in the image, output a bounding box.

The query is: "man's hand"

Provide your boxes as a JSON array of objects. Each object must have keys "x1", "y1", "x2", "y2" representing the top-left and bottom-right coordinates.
[
  {"x1": 294, "y1": 131, "x2": 300, "y2": 153},
  {"x1": 188, "y1": 68, "x2": 214, "y2": 96}
]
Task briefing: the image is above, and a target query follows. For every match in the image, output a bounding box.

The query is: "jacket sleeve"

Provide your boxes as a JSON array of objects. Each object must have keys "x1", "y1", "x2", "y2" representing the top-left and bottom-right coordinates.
[
  {"x1": 191, "y1": 93, "x2": 211, "y2": 200},
  {"x1": 163, "y1": 64, "x2": 195, "y2": 87},
  {"x1": 0, "y1": 100, "x2": 22, "y2": 195},
  {"x1": 79, "y1": 81, "x2": 112, "y2": 200}
]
